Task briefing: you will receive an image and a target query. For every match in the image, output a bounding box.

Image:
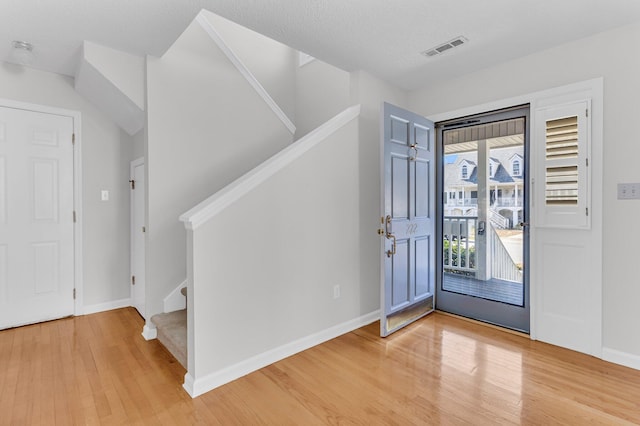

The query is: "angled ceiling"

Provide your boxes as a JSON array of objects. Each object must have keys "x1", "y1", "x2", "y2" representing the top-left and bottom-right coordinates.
[{"x1": 2, "y1": 0, "x2": 640, "y2": 90}]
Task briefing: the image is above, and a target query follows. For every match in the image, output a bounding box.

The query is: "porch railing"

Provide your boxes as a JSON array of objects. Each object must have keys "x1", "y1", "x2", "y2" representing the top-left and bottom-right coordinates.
[
  {"x1": 443, "y1": 216, "x2": 477, "y2": 276},
  {"x1": 489, "y1": 226, "x2": 523, "y2": 283},
  {"x1": 445, "y1": 196, "x2": 524, "y2": 208},
  {"x1": 489, "y1": 210, "x2": 510, "y2": 229},
  {"x1": 443, "y1": 216, "x2": 522, "y2": 283},
  {"x1": 494, "y1": 197, "x2": 523, "y2": 207}
]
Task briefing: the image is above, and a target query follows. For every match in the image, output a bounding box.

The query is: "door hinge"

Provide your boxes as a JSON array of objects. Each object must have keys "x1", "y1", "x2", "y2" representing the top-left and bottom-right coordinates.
[
  {"x1": 129, "y1": 179, "x2": 135, "y2": 190},
  {"x1": 73, "y1": 211, "x2": 76, "y2": 223},
  {"x1": 586, "y1": 207, "x2": 589, "y2": 216},
  {"x1": 586, "y1": 109, "x2": 589, "y2": 117},
  {"x1": 142, "y1": 226, "x2": 146, "y2": 233},
  {"x1": 72, "y1": 133, "x2": 75, "y2": 145},
  {"x1": 586, "y1": 158, "x2": 589, "y2": 167},
  {"x1": 132, "y1": 275, "x2": 136, "y2": 286},
  {"x1": 73, "y1": 288, "x2": 76, "y2": 299}
]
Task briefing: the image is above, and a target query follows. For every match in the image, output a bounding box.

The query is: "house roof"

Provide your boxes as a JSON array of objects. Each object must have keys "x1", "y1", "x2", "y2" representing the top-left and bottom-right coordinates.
[{"x1": 445, "y1": 146, "x2": 524, "y2": 187}]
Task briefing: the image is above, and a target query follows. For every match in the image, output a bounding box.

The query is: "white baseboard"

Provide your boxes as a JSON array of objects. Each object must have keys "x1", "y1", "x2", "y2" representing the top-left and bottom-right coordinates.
[
  {"x1": 183, "y1": 372, "x2": 195, "y2": 396},
  {"x1": 164, "y1": 280, "x2": 187, "y2": 313},
  {"x1": 82, "y1": 298, "x2": 132, "y2": 315},
  {"x1": 602, "y1": 347, "x2": 640, "y2": 371},
  {"x1": 184, "y1": 309, "x2": 380, "y2": 398},
  {"x1": 142, "y1": 323, "x2": 157, "y2": 340}
]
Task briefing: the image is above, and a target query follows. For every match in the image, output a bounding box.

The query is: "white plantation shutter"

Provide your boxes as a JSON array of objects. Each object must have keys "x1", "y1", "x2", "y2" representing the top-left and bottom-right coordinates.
[
  {"x1": 545, "y1": 116, "x2": 579, "y2": 205},
  {"x1": 536, "y1": 100, "x2": 590, "y2": 228}
]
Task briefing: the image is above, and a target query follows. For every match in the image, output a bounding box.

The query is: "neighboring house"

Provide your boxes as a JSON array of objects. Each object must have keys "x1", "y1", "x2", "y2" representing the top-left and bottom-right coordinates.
[{"x1": 444, "y1": 146, "x2": 525, "y2": 227}]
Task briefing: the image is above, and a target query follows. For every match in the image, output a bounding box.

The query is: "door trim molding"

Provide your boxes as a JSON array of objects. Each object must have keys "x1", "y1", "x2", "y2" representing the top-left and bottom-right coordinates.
[
  {"x1": 0, "y1": 97, "x2": 83, "y2": 316},
  {"x1": 130, "y1": 156, "x2": 144, "y2": 315},
  {"x1": 422, "y1": 78, "x2": 603, "y2": 355}
]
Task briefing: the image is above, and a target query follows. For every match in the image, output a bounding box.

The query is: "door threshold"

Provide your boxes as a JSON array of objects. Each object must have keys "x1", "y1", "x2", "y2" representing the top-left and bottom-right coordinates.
[{"x1": 436, "y1": 310, "x2": 530, "y2": 339}]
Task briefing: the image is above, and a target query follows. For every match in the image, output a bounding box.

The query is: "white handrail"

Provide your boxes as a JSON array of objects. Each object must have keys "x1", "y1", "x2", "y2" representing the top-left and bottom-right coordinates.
[{"x1": 180, "y1": 105, "x2": 360, "y2": 230}]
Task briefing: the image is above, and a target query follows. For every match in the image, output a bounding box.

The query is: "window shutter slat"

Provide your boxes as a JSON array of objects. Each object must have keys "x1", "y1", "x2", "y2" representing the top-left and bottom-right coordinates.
[{"x1": 545, "y1": 116, "x2": 579, "y2": 205}]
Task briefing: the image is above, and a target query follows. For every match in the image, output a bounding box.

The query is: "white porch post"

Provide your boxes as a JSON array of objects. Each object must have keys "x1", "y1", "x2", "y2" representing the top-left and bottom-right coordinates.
[
  {"x1": 514, "y1": 183, "x2": 519, "y2": 207},
  {"x1": 476, "y1": 140, "x2": 491, "y2": 281}
]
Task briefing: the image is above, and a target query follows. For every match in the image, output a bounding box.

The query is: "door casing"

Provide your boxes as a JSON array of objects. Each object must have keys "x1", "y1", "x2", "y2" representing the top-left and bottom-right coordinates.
[
  {"x1": 130, "y1": 157, "x2": 146, "y2": 318},
  {"x1": 424, "y1": 78, "x2": 603, "y2": 356}
]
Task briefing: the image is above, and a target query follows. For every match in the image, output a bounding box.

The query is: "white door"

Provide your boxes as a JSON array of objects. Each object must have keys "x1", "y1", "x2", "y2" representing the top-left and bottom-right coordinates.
[
  {"x1": 130, "y1": 158, "x2": 146, "y2": 318},
  {"x1": 380, "y1": 103, "x2": 436, "y2": 336},
  {"x1": 0, "y1": 106, "x2": 75, "y2": 329}
]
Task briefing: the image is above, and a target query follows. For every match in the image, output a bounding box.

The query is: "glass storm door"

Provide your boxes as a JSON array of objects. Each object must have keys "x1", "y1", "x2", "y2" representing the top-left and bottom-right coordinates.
[{"x1": 436, "y1": 106, "x2": 530, "y2": 333}]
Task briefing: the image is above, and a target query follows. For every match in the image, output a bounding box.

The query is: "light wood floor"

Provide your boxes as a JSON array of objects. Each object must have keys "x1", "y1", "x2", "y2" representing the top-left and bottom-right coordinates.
[{"x1": 1, "y1": 308, "x2": 639, "y2": 425}]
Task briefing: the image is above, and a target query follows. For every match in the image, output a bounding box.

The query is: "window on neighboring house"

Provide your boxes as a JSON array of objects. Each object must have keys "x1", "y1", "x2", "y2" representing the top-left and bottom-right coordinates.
[
  {"x1": 512, "y1": 160, "x2": 521, "y2": 176},
  {"x1": 489, "y1": 163, "x2": 493, "y2": 177},
  {"x1": 461, "y1": 165, "x2": 468, "y2": 179}
]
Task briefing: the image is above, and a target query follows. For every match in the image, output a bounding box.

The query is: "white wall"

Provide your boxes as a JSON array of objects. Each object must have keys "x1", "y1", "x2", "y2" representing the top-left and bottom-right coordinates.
[
  {"x1": 187, "y1": 113, "x2": 365, "y2": 394},
  {"x1": 83, "y1": 41, "x2": 145, "y2": 110},
  {"x1": 0, "y1": 63, "x2": 132, "y2": 307},
  {"x1": 75, "y1": 42, "x2": 145, "y2": 135},
  {"x1": 131, "y1": 128, "x2": 144, "y2": 160},
  {"x1": 295, "y1": 59, "x2": 351, "y2": 138},
  {"x1": 202, "y1": 10, "x2": 296, "y2": 124},
  {"x1": 408, "y1": 22, "x2": 640, "y2": 360},
  {"x1": 350, "y1": 71, "x2": 408, "y2": 314},
  {"x1": 145, "y1": 19, "x2": 293, "y2": 320}
]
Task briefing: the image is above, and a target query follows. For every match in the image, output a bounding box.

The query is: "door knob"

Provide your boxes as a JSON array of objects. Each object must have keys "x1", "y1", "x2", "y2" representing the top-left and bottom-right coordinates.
[
  {"x1": 409, "y1": 143, "x2": 418, "y2": 161},
  {"x1": 386, "y1": 233, "x2": 397, "y2": 258},
  {"x1": 385, "y1": 215, "x2": 396, "y2": 257}
]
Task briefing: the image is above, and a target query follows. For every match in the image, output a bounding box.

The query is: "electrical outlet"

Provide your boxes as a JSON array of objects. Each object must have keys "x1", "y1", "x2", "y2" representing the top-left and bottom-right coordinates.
[{"x1": 333, "y1": 285, "x2": 341, "y2": 299}]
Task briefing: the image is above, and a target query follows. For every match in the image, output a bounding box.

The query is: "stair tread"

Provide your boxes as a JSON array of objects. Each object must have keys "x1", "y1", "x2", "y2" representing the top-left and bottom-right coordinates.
[
  {"x1": 151, "y1": 309, "x2": 186, "y2": 328},
  {"x1": 151, "y1": 310, "x2": 187, "y2": 368}
]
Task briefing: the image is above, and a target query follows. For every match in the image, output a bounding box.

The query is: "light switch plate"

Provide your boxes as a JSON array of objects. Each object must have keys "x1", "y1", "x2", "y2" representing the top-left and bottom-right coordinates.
[
  {"x1": 101, "y1": 190, "x2": 109, "y2": 201},
  {"x1": 617, "y1": 183, "x2": 640, "y2": 199}
]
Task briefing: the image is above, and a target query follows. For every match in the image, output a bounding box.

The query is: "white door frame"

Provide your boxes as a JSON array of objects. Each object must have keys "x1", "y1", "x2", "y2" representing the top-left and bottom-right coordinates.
[
  {"x1": 0, "y1": 97, "x2": 83, "y2": 315},
  {"x1": 426, "y1": 78, "x2": 603, "y2": 356},
  {"x1": 130, "y1": 156, "x2": 145, "y2": 318}
]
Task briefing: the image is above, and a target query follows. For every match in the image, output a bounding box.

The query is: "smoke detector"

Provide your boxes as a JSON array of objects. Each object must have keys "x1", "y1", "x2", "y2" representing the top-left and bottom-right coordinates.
[
  {"x1": 8, "y1": 40, "x2": 34, "y2": 66},
  {"x1": 421, "y1": 36, "x2": 468, "y2": 58}
]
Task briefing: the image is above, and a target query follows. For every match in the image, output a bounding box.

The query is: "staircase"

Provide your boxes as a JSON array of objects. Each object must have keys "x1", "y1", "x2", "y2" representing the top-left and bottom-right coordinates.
[
  {"x1": 151, "y1": 287, "x2": 187, "y2": 368},
  {"x1": 490, "y1": 209, "x2": 510, "y2": 229}
]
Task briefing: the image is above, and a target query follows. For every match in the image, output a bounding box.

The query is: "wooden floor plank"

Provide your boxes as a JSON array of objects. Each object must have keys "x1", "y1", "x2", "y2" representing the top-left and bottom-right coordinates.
[{"x1": 1, "y1": 307, "x2": 640, "y2": 424}]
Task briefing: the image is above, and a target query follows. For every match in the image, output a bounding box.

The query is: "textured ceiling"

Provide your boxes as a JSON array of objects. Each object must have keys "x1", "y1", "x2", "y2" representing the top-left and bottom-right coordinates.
[{"x1": 3, "y1": 0, "x2": 640, "y2": 90}]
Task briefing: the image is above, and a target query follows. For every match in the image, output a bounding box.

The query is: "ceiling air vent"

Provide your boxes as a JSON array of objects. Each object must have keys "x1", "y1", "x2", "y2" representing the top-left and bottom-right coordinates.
[{"x1": 421, "y1": 36, "x2": 468, "y2": 58}]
